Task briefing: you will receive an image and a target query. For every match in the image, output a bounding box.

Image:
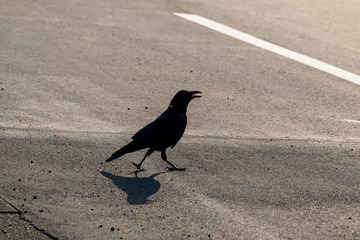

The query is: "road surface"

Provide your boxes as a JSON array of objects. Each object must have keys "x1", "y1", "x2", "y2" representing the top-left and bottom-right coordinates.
[{"x1": 1, "y1": 0, "x2": 360, "y2": 239}]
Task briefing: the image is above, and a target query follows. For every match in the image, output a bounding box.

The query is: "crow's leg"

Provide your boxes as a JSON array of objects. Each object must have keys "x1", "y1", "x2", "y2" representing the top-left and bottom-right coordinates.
[
  {"x1": 132, "y1": 149, "x2": 154, "y2": 171},
  {"x1": 161, "y1": 149, "x2": 186, "y2": 171}
]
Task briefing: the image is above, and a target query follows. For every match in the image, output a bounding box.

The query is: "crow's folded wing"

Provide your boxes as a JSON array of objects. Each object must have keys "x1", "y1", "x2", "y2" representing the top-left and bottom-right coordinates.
[{"x1": 131, "y1": 109, "x2": 187, "y2": 150}]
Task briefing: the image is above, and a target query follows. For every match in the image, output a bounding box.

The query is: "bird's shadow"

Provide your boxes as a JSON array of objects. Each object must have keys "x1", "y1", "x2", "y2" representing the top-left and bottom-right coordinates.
[{"x1": 100, "y1": 170, "x2": 165, "y2": 205}]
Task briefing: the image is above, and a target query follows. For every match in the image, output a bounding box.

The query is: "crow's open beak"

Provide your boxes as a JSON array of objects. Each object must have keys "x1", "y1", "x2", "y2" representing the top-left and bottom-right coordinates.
[{"x1": 190, "y1": 91, "x2": 202, "y2": 99}]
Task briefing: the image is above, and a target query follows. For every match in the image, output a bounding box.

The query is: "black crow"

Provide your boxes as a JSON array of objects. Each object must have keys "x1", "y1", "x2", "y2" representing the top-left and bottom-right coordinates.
[{"x1": 105, "y1": 90, "x2": 201, "y2": 171}]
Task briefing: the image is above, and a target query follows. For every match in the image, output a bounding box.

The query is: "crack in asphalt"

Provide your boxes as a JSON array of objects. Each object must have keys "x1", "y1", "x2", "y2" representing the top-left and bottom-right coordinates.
[{"x1": 0, "y1": 196, "x2": 59, "y2": 240}]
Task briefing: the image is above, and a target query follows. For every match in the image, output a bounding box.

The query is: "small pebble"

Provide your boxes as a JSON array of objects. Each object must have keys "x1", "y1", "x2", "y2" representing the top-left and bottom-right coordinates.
[{"x1": 110, "y1": 227, "x2": 115, "y2": 231}]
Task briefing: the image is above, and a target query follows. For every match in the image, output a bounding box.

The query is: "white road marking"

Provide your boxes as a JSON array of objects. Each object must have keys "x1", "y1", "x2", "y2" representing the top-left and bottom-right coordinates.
[
  {"x1": 342, "y1": 119, "x2": 360, "y2": 123},
  {"x1": 330, "y1": 118, "x2": 360, "y2": 124},
  {"x1": 174, "y1": 13, "x2": 360, "y2": 86}
]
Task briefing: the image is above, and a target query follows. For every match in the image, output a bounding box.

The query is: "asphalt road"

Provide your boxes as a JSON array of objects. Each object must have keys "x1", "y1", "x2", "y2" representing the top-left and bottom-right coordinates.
[{"x1": 1, "y1": 0, "x2": 360, "y2": 239}]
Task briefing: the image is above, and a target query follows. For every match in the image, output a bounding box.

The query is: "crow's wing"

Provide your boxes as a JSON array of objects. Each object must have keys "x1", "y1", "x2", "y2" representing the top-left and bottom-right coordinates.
[{"x1": 131, "y1": 109, "x2": 187, "y2": 150}]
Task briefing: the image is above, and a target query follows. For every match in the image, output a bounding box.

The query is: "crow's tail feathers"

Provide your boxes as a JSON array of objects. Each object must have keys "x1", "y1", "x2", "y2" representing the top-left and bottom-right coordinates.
[
  {"x1": 105, "y1": 146, "x2": 128, "y2": 162},
  {"x1": 105, "y1": 141, "x2": 143, "y2": 162}
]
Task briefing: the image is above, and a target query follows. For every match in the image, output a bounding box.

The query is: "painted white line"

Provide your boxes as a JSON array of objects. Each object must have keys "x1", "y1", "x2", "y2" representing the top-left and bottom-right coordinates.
[
  {"x1": 342, "y1": 119, "x2": 360, "y2": 123},
  {"x1": 331, "y1": 118, "x2": 360, "y2": 124},
  {"x1": 174, "y1": 13, "x2": 360, "y2": 86}
]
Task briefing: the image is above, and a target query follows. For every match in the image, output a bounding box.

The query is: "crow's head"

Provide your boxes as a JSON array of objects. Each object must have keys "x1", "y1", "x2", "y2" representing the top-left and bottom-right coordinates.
[{"x1": 169, "y1": 90, "x2": 201, "y2": 112}]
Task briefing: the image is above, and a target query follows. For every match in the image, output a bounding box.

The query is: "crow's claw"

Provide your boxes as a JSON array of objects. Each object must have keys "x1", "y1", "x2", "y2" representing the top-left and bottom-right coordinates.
[
  {"x1": 166, "y1": 167, "x2": 186, "y2": 172},
  {"x1": 132, "y1": 162, "x2": 144, "y2": 171}
]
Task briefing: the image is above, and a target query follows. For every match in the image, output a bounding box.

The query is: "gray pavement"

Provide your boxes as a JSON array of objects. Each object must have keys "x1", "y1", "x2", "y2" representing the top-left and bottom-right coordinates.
[
  {"x1": 1, "y1": 0, "x2": 360, "y2": 239},
  {"x1": 0, "y1": 196, "x2": 52, "y2": 239}
]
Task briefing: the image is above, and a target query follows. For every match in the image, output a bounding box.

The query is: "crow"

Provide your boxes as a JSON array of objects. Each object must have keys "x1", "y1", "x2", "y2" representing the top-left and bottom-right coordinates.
[{"x1": 105, "y1": 90, "x2": 201, "y2": 171}]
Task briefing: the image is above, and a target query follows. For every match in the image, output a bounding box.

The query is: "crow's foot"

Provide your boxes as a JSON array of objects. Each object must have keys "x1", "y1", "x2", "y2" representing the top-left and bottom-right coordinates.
[
  {"x1": 167, "y1": 167, "x2": 186, "y2": 172},
  {"x1": 131, "y1": 162, "x2": 144, "y2": 171}
]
